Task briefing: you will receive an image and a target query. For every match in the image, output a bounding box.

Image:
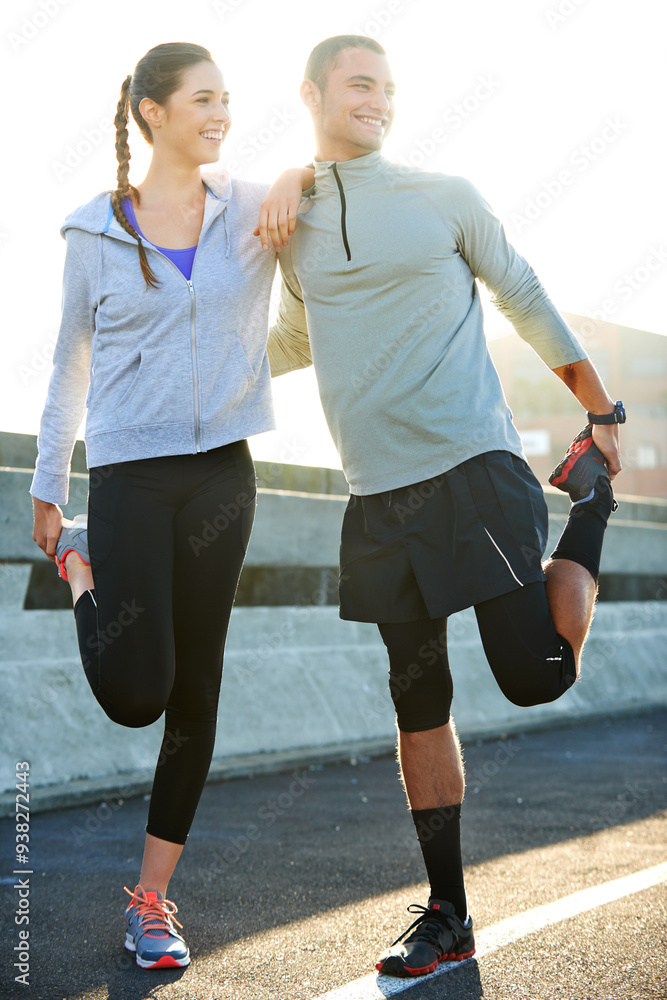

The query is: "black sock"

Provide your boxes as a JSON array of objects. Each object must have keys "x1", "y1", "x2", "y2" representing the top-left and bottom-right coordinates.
[
  {"x1": 549, "y1": 479, "x2": 614, "y2": 581},
  {"x1": 411, "y1": 804, "x2": 467, "y2": 921}
]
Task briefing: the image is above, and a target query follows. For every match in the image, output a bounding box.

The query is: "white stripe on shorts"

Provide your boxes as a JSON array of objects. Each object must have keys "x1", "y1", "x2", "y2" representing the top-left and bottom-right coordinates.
[{"x1": 484, "y1": 527, "x2": 524, "y2": 587}]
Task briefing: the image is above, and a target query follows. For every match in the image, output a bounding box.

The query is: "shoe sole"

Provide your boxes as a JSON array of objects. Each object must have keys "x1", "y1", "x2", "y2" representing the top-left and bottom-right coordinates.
[
  {"x1": 135, "y1": 953, "x2": 191, "y2": 969},
  {"x1": 376, "y1": 946, "x2": 476, "y2": 977}
]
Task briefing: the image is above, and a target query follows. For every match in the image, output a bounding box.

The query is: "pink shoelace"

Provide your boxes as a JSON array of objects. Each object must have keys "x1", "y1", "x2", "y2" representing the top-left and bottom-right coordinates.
[{"x1": 124, "y1": 885, "x2": 184, "y2": 938}]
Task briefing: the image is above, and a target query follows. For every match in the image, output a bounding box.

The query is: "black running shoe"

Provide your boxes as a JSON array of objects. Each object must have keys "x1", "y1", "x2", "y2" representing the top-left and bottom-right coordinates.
[
  {"x1": 376, "y1": 899, "x2": 475, "y2": 978},
  {"x1": 549, "y1": 424, "x2": 612, "y2": 503}
]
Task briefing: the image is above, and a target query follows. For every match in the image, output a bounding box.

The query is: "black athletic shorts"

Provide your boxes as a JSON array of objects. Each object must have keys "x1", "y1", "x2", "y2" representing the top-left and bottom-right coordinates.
[{"x1": 339, "y1": 450, "x2": 549, "y2": 623}]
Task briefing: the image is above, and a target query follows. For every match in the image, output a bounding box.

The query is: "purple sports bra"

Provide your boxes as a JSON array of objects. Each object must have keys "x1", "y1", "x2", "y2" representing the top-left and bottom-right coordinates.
[{"x1": 122, "y1": 197, "x2": 197, "y2": 281}]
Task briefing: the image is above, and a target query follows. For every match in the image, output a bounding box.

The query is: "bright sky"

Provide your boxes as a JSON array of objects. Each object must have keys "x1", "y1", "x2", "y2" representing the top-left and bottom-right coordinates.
[{"x1": 2, "y1": 0, "x2": 664, "y2": 469}]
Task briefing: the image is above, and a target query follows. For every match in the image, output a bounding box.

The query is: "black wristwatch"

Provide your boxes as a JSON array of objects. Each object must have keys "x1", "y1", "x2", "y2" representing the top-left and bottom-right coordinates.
[{"x1": 587, "y1": 400, "x2": 626, "y2": 425}]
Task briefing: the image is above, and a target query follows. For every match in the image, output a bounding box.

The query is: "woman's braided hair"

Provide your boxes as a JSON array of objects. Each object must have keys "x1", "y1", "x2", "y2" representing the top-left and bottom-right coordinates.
[{"x1": 111, "y1": 43, "x2": 214, "y2": 289}]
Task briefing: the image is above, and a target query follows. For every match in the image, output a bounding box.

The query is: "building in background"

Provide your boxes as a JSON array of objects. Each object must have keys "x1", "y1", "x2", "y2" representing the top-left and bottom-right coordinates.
[{"x1": 488, "y1": 315, "x2": 666, "y2": 498}]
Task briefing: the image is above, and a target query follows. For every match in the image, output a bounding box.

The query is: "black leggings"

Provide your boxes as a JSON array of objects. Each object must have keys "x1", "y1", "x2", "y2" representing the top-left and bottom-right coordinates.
[
  {"x1": 378, "y1": 582, "x2": 577, "y2": 733},
  {"x1": 73, "y1": 440, "x2": 256, "y2": 844}
]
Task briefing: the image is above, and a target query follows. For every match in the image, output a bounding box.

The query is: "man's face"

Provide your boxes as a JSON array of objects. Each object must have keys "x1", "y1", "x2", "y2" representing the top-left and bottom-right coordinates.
[{"x1": 313, "y1": 47, "x2": 395, "y2": 160}]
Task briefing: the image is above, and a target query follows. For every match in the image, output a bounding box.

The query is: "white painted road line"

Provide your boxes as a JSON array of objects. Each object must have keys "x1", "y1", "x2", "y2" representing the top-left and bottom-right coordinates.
[{"x1": 311, "y1": 862, "x2": 667, "y2": 1000}]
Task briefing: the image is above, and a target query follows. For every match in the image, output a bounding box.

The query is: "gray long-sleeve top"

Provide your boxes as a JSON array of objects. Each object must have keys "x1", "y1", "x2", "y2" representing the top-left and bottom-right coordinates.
[
  {"x1": 269, "y1": 152, "x2": 587, "y2": 495},
  {"x1": 31, "y1": 172, "x2": 277, "y2": 505}
]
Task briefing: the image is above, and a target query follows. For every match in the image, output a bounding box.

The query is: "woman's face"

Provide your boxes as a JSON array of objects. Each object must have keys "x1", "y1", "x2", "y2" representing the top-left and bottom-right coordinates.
[{"x1": 145, "y1": 61, "x2": 232, "y2": 166}]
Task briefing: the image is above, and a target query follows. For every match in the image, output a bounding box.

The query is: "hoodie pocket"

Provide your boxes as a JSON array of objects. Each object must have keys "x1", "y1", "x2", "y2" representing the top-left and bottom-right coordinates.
[
  {"x1": 113, "y1": 347, "x2": 189, "y2": 428},
  {"x1": 197, "y1": 329, "x2": 256, "y2": 425}
]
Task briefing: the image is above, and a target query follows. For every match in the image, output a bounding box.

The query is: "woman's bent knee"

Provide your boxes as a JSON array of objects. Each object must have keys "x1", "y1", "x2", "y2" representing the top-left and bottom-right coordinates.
[{"x1": 98, "y1": 691, "x2": 165, "y2": 729}]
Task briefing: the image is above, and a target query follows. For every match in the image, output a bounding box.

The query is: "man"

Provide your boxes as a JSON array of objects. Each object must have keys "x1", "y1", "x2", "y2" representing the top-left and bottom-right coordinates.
[{"x1": 265, "y1": 35, "x2": 624, "y2": 978}]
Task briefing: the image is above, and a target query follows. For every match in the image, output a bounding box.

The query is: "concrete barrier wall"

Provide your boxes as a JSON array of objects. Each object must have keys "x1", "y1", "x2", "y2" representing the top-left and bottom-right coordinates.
[
  {"x1": 1, "y1": 452, "x2": 666, "y2": 816},
  {"x1": 1, "y1": 601, "x2": 665, "y2": 815},
  {"x1": 2, "y1": 467, "x2": 666, "y2": 573}
]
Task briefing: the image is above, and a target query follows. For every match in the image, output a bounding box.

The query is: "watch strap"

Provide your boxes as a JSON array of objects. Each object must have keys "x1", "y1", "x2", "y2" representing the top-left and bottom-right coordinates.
[{"x1": 587, "y1": 401, "x2": 626, "y2": 425}]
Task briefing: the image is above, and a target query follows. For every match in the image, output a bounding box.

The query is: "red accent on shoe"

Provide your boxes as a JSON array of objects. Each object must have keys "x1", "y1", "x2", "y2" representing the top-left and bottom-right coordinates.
[
  {"x1": 376, "y1": 946, "x2": 475, "y2": 976},
  {"x1": 142, "y1": 953, "x2": 186, "y2": 969},
  {"x1": 377, "y1": 958, "x2": 438, "y2": 975},
  {"x1": 550, "y1": 435, "x2": 595, "y2": 488},
  {"x1": 56, "y1": 548, "x2": 91, "y2": 583}
]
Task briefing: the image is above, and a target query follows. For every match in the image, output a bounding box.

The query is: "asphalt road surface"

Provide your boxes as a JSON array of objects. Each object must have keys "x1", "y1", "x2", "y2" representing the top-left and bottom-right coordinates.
[{"x1": 1, "y1": 710, "x2": 665, "y2": 1000}]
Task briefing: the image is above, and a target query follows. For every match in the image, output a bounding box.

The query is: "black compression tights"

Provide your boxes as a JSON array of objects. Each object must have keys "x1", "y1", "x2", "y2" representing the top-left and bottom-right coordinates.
[
  {"x1": 378, "y1": 582, "x2": 577, "y2": 732},
  {"x1": 73, "y1": 441, "x2": 256, "y2": 845}
]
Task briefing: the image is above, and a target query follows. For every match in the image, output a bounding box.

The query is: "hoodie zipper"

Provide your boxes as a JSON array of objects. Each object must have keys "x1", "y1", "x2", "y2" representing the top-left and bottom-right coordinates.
[
  {"x1": 187, "y1": 278, "x2": 200, "y2": 451},
  {"x1": 104, "y1": 193, "x2": 228, "y2": 453},
  {"x1": 331, "y1": 163, "x2": 352, "y2": 262},
  {"x1": 143, "y1": 246, "x2": 202, "y2": 452}
]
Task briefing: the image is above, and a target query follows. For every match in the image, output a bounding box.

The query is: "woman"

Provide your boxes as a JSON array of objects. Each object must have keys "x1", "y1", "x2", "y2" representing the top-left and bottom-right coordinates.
[{"x1": 30, "y1": 42, "x2": 311, "y2": 970}]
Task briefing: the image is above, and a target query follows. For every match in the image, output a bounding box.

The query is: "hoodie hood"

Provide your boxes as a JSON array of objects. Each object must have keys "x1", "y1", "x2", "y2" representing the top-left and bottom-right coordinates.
[{"x1": 60, "y1": 170, "x2": 233, "y2": 242}]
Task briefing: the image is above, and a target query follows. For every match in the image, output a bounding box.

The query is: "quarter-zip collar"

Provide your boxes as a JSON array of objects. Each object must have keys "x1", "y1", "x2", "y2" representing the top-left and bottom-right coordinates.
[
  {"x1": 312, "y1": 150, "x2": 389, "y2": 193},
  {"x1": 312, "y1": 152, "x2": 389, "y2": 263}
]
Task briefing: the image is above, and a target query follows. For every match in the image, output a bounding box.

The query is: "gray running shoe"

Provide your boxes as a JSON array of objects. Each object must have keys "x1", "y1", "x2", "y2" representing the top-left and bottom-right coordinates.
[
  {"x1": 124, "y1": 884, "x2": 191, "y2": 969},
  {"x1": 55, "y1": 514, "x2": 89, "y2": 581}
]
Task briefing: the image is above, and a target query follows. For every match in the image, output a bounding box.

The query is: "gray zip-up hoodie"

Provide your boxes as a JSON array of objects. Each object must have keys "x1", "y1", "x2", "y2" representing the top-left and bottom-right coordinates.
[{"x1": 31, "y1": 172, "x2": 277, "y2": 505}]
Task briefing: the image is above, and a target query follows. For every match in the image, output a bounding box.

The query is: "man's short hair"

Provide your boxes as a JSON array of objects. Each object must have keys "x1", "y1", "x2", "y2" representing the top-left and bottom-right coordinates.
[{"x1": 304, "y1": 35, "x2": 386, "y2": 92}]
